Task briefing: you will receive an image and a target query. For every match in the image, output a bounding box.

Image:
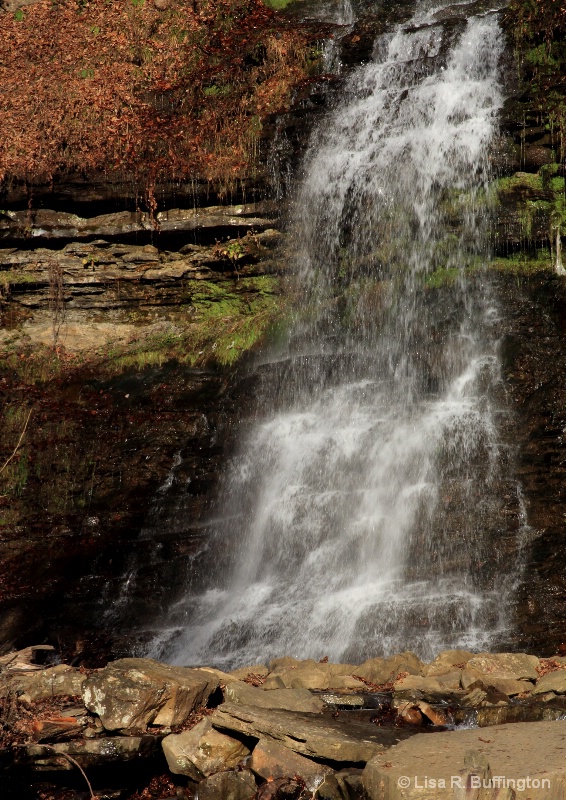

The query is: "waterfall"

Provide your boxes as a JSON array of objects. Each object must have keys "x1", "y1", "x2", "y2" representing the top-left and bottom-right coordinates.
[{"x1": 149, "y1": 1, "x2": 519, "y2": 668}]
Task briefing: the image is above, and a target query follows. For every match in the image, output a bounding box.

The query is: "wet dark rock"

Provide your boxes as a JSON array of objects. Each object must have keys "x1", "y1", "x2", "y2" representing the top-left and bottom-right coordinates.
[
  {"x1": 14, "y1": 735, "x2": 161, "y2": 770},
  {"x1": 492, "y1": 272, "x2": 566, "y2": 653}
]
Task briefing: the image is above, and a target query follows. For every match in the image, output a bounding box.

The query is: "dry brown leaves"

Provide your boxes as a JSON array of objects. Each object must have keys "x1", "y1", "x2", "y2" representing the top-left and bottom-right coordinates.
[
  {"x1": 0, "y1": 692, "x2": 84, "y2": 748},
  {"x1": 243, "y1": 672, "x2": 266, "y2": 686},
  {"x1": 0, "y1": 0, "x2": 309, "y2": 192},
  {"x1": 536, "y1": 658, "x2": 566, "y2": 677}
]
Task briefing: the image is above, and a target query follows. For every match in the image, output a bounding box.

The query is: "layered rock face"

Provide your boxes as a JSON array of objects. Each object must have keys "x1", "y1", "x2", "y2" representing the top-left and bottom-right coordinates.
[{"x1": 0, "y1": 202, "x2": 288, "y2": 660}]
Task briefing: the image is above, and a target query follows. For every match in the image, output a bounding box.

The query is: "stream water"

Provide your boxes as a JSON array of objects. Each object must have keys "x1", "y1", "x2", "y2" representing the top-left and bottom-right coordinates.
[{"x1": 148, "y1": 0, "x2": 524, "y2": 668}]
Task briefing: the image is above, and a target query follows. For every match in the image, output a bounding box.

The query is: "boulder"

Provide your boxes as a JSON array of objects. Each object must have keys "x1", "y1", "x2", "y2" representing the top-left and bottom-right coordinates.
[
  {"x1": 272, "y1": 665, "x2": 330, "y2": 690},
  {"x1": 393, "y1": 675, "x2": 443, "y2": 694},
  {"x1": 466, "y1": 652, "x2": 539, "y2": 681},
  {"x1": 472, "y1": 703, "x2": 566, "y2": 727},
  {"x1": 355, "y1": 653, "x2": 422, "y2": 685},
  {"x1": 82, "y1": 658, "x2": 218, "y2": 732},
  {"x1": 363, "y1": 720, "x2": 566, "y2": 799},
  {"x1": 196, "y1": 667, "x2": 240, "y2": 685},
  {"x1": 225, "y1": 682, "x2": 324, "y2": 713},
  {"x1": 434, "y1": 670, "x2": 462, "y2": 690},
  {"x1": 460, "y1": 685, "x2": 509, "y2": 707},
  {"x1": 335, "y1": 768, "x2": 364, "y2": 799},
  {"x1": 534, "y1": 669, "x2": 566, "y2": 695},
  {"x1": 256, "y1": 777, "x2": 305, "y2": 799},
  {"x1": 212, "y1": 702, "x2": 392, "y2": 763},
  {"x1": 262, "y1": 674, "x2": 288, "y2": 690},
  {"x1": 327, "y1": 676, "x2": 366, "y2": 690},
  {"x1": 197, "y1": 770, "x2": 257, "y2": 800},
  {"x1": 250, "y1": 737, "x2": 334, "y2": 790},
  {"x1": 269, "y1": 657, "x2": 301, "y2": 672},
  {"x1": 460, "y1": 667, "x2": 483, "y2": 690},
  {"x1": 486, "y1": 677, "x2": 534, "y2": 696},
  {"x1": 162, "y1": 718, "x2": 250, "y2": 779},
  {"x1": 327, "y1": 664, "x2": 359, "y2": 677},
  {"x1": 422, "y1": 650, "x2": 474, "y2": 676},
  {"x1": 416, "y1": 701, "x2": 448, "y2": 726},
  {"x1": 6, "y1": 665, "x2": 86, "y2": 701}
]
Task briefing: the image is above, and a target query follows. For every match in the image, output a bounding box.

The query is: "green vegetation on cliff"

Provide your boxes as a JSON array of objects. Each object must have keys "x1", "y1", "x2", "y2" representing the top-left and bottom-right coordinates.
[{"x1": 507, "y1": 0, "x2": 566, "y2": 144}]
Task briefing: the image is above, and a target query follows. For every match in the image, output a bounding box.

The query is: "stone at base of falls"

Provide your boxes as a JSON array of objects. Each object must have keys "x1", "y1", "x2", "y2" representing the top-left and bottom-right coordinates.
[
  {"x1": 483, "y1": 677, "x2": 534, "y2": 696},
  {"x1": 161, "y1": 717, "x2": 250, "y2": 780},
  {"x1": 393, "y1": 674, "x2": 456, "y2": 694},
  {"x1": 421, "y1": 651, "x2": 475, "y2": 676},
  {"x1": 229, "y1": 665, "x2": 270, "y2": 680},
  {"x1": 262, "y1": 660, "x2": 364, "y2": 691},
  {"x1": 196, "y1": 666, "x2": 241, "y2": 685},
  {"x1": 18, "y1": 735, "x2": 161, "y2": 770},
  {"x1": 533, "y1": 670, "x2": 566, "y2": 694},
  {"x1": 81, "y1": 658, "x2": 218, "y2": 732},
  {"x1": 211, "y1": 702, "x2": 392, "y2": 763},
  {"x1": 265, "y1": 665, "x2": 331, "y2": 691},
  {"x1": 197, "y1": 770, "x2": 257, "y2": 800},
  {"x1": 250, "y1": 737, "x2": 334, "y2": 790},
  {"x1": 355, "y1": 653, "x2": 423, "y2": 685},
  {"x1": 2, "y1": 664, "x2": 86, "y2": 701},
  {"x1": 362, "y1": 720, "x2": 566, "y2": 800},
  {"x1": 466, "y1": 652, "x2": 540, "y2": 681},
  {"x1": 225, "y1": 682, "x2": 325, "y2": 713}
]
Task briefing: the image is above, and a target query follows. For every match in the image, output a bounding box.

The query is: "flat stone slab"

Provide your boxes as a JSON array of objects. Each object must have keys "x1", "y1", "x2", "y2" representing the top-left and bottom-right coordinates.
[
  {"x1": 0, "y1": 204, "x2": 275, "y2": 241},
  {"x1": 363, "y1": 719, "x2": 566, "y2": 799},
  {"x1": 18, "y1": 736, "x2": 160, "y2": 770},
  {"x1": 534, "y1": 669, "x2": 566, "y2": 694},
  {"x1": 224, "y1": 682, "x2": 325, "y2": 713},
  {"x1": 212, "y1": 702, "x2": 407, "y2": 764}
]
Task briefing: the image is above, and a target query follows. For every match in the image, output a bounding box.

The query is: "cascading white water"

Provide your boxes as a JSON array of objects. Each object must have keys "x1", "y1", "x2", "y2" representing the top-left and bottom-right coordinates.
[{"x1": 149, "y1": 1, "x2": 520, "y2": 668}]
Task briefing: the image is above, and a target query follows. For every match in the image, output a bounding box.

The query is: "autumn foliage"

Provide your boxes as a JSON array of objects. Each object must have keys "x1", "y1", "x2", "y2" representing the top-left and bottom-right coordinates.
[{"x1": 0, "y1": 0, "x2": 309, "y2": 193}]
